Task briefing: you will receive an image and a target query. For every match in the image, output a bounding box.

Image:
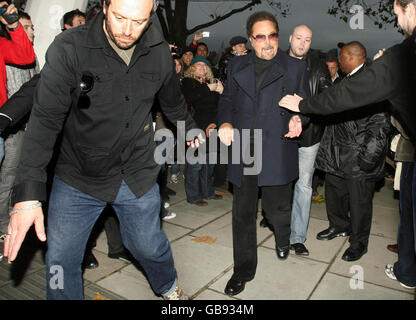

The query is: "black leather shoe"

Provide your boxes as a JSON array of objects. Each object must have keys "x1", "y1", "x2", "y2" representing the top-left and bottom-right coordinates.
[
  {"x1": 108, "y1": 250, "x2": 134, "y2": 262},
  {"x1": 290, "y1": 243, "x2": 309, "y2": 256},
  {"x1": 276, "y1": 245, "x2": 290, "y2": 260},
  {"x1": 316, "y1": 227, "x2": 350, "y2": 241},
  {"x1": 82, "y1": 251, "x2": 99, "y2": 269},
  {"x1": 224, "y1": 278, "x2": 246, "y2": 296},
  {"x1": 342, "y1": 244, "x2": 367, "y2": 262}
]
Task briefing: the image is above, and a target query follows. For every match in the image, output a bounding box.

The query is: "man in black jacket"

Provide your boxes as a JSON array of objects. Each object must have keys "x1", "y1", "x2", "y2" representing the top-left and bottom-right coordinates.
[
  {"x1": 3, "y1": 0, "x2": 199, "y2": 300},
  {"x1": 315, "y1": 41, "x2": 391, "y2": 261},
  {"x1": 279, "y1": 0, "x2": 416, "y2": 288},
  {"x1": 287, "y1": 25, "x2": 332, "y2": 256}
]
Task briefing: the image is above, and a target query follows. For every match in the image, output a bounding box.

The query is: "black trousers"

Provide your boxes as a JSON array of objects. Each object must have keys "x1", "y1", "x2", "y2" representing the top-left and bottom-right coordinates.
[
  {"x1": 325, "y1": 173, "x2": 375, "y2": 248},
  {"x1": 394, "y1": 162, "x2": 416, "y2": 286},
  {"x1": 231, "y1": 174, "x2": 292, "y2": 281}
]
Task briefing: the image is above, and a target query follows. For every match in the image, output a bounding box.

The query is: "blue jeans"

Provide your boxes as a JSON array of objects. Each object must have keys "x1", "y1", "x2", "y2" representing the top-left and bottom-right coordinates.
[
  {"x1": 290, "y1": 143, "x2": 320, "y2": 244},
  {"x1": 45, "y1": 176, "x2": 177, "y2": 299}
]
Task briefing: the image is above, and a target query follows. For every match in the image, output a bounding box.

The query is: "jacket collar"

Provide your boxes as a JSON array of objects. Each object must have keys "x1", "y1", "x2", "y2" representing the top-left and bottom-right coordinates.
[{"x1": 233, "y1": 49, "x2": 285, "y2": 98}]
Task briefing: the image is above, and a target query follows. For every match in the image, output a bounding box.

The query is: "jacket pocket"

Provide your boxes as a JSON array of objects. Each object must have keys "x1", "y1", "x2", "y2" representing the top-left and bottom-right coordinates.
[
  {"x1": 85, "y1": 71, "x2": 113, "y2": 105},
  {"x1": 76, "y1": 144, "x2": 111, "y2": 177}
]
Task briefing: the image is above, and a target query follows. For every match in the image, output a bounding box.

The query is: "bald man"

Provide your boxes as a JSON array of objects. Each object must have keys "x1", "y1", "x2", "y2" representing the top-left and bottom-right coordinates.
[{"x1": 314, "y1": 41, "x2": 391, "y2": 261}]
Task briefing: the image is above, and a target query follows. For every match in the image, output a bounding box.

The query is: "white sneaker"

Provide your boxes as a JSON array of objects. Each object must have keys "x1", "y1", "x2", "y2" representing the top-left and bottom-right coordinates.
[
  {"x1": 385, "y1": 264, "x2": 416, "y2": 289},
  {"x1": 170, "y1": 174, "x2": 178, "y2": 184},
  {"x1": 163, "y1": 285, "x2": 187, "y2": 300},
  {"x1": 164, "y1": 202, "x2": 170, "y2": 209},
  {"x1": 162, "y1": 211, "x2": 176, "y2": 220}
]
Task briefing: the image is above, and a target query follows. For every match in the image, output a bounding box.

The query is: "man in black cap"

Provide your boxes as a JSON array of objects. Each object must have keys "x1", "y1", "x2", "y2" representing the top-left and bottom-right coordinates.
[{"x1": 218, "y1": 36, "x2": 248, "y2": 82}]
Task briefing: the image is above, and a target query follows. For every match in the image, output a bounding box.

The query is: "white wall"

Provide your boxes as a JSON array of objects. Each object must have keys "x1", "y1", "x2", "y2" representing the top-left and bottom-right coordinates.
[{"x1": 25, "y1": 0, "x2": 88, "y2": 69}]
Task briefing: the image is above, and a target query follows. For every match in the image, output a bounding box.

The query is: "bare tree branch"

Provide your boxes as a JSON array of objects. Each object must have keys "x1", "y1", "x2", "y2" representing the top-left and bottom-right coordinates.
[{"x1": 186, "y1": 0, "x2": 261, "y2": 36}]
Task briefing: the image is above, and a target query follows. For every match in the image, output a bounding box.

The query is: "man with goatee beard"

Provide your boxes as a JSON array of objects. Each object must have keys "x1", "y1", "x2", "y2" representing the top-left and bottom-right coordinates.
[{"x1": 3, "y1": 0, "x2": 199, "y2": 300}]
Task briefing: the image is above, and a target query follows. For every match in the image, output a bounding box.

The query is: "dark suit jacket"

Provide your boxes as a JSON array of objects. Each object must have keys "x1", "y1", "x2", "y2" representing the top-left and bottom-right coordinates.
[
  {"x1": 218, "y1": 49, "x2": 310, "y2": 187},
  {"x1": 300, "y1": 29, "x2": 416, "y2": 144}
]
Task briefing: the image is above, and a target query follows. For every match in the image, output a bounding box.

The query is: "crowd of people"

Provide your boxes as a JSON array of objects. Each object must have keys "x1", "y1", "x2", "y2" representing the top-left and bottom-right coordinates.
[{"x1": 0, "y1": 0, "x2": 414, "y2": 300}]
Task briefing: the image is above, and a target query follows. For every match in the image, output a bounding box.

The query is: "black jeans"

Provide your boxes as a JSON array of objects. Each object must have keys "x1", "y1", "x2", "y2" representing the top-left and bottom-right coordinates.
[
  {"x1": 325, "y1": 173, "x2": 375, "y2": 249},
  {"x1": 184, "y1": 160, "x2": 216, "y2": 203},
  {"x1": 231, "y1": 174, "x2": 292, "y2": 281},
  {"x1": 394, "y1": 162, "x2": 416, "y2": 287}
]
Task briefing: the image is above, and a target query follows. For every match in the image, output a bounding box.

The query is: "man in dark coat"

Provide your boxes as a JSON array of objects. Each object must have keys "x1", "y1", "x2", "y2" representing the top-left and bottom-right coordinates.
[
  {"x1": 3, "y1": 0, "x2": 198, "y2": 300},
  {"x1": 314, "y1": 41, "x2": 391, "y2": 262},
  {"x1": 279, "y1": 0, "x2": 416, "y2": 289},
  {"x1": 217, "y1": 11, "x2": 310, "y2": 296}
]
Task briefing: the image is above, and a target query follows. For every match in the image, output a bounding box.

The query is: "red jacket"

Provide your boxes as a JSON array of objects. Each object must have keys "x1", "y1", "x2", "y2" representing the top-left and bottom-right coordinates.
[{"x1": 0, "y1": 23, "x2": 35, "y2": 107}]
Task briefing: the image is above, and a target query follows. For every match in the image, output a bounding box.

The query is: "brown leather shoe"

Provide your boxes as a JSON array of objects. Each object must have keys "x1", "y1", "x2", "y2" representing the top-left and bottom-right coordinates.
[
  {"x1": 387, "y1": 244, "x2": 398, "y2": 253},
  {"x1": 193, "y1": 200, "x2": 208, "y2": 206}
]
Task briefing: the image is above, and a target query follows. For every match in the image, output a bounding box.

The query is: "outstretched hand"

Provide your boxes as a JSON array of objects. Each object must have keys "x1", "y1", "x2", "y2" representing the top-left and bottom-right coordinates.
[
  {"x1": 3, "y1": 201, "x2": 46, "y2": 264},
  {"x1": 285, "y1": 115, "x2": 302, "y2": 138},
  {"x1": 278, "y1": 94, "x2": 303, "y2": 112}
]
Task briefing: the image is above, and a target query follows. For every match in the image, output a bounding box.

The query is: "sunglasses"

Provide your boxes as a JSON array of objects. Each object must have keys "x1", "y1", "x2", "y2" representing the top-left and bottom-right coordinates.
[
  {"x1": 80, "y1": 72, "x2": 94, "y2": 94},
  {"x1": 252, "y1": 32, "x2": 278, "y2": 42}
]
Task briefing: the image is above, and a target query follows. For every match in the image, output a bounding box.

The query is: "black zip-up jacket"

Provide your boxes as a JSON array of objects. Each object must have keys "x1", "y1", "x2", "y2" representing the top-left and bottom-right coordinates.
[
  {"x1": 299, "y1": 29, "x2": 416, "y2": 145},
  {"x1": 299, "y1": 50, "x2": 332, "y2": 147},
  {"x1": 12, "y1": 12, "x2": 197, "y2": 204}
]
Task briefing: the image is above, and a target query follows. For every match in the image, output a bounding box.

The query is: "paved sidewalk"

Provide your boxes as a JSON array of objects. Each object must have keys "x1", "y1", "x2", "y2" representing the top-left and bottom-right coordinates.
[{"x1": 0, "y1": 177, "x2": 414, "y2": 300}]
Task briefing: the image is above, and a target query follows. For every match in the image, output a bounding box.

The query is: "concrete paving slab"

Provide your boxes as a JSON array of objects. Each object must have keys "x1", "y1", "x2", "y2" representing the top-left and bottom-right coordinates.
[
  {"x1": 194, "y1": 288, "x2": 237, "y2": 300},
  {"x1": 309, "y1": 201, "x2": 329, "y2": 221},
  {"x1": 261, "y1": 217, "x2": 348, "y2": 264},
  {"x1": 210, "y1": 247, "x2": 328, "y2": 300},
  {"x1": 191, "y1": 212, "x2": 273, "y2": 249},
  {"x1": 370, "y1": 204, "x2": 400, "y2": 240},
  {"x1": 163, "y1": 199, "x2": 231, "y2": 230},
  {"x1": 96, "y1": 267, "x2": 159, "y2": 300},
  {"x1": 83, "y1": 250, "x2": 128, "y2": 283},
  {"x1": 84, "y1": 282, "x2": 126, "y2": 300},
  {"x1": 372, "y1": 180, "x2": 398, "y2": 209},
  {"x1": 162, "y1": 220, "x2": 193, "y2": 242},
  {"x1": 310, "y1": 272, "x2": 414, "y2": 300},
  {"x1": 170, "y1": 235, "x2": 234, "y2": 298},
  {"x1": 329, "y1": 234, "x2": 414, "y2": 293},
  {"x1": 93, "y1": 229, "x2": 109, "y2": 255}
]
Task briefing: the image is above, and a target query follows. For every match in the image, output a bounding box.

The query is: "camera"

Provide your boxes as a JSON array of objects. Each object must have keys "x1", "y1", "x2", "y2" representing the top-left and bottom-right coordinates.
[
  {"x1": 170, "y1": 43, "x2": 182, "y2": 56},
  {"x1": 202, "y1": 31, "x2": 210, "y2": 38},
  {"x1": 0, "y1": 4, "x2": 19, "y2": 25}
]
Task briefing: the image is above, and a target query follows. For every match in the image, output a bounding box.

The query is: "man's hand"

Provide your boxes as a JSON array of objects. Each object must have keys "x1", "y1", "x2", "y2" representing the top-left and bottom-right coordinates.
[
  {"x1": 373, "y1": 48, "x2": 386, "y2": 61},
  {"x1": 279, "y1": 94, "x2": 303, "y2": 112},
  {"x1": 3, "y1": 201, "x2": 46, "y2": 264},
  {"x1": 0, "y1": 2, "x2": 19, "y2": 29},
  {"x1": 218, "y1": 123, "x2": 234, "y2": 146},
  {"x1": 285, "y1": 115, "x2": 302, "y2": 138},
  {"x1": 187, "y1": 133, "x2": 205, "y2": 148},
  {"x1": 205, "y1": 123, "x2": 216, "y2": 137}
]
